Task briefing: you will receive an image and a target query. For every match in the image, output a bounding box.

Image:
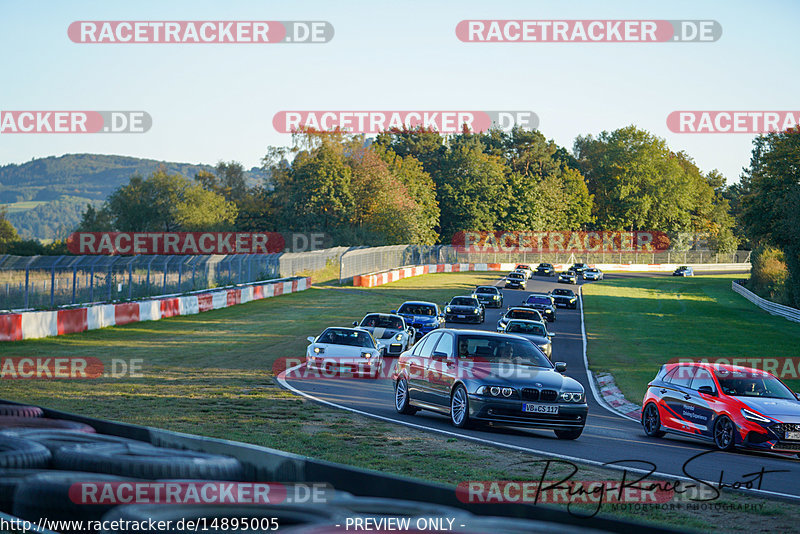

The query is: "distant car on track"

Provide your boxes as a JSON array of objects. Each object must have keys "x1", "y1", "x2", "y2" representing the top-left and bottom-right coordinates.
[
  {"x1": 583, "y1": 268, "x2": 604, "y2": 281},
  {"x1": 642, "y1": 362, "x2": 800, "y2": 452},
  {"x1": 550, "y1": 288, "x2": 578, "y2": 309},
  {"x1": 353, "y1": 313, "x2": 415, "y2": 357},
  {"x1": 504, "y1": 319, "x2": 553, "y2": 359},
  {"x1": 558, "y1": 271, "x2": 578, "y2": 285},
  {"x1": 504, "y1": 272, "x2": 527, "y2": 290},
  {"x1": 535, "y1": 263, "x2": 555, "y2": 277},
  {"x1": 472, "y1": 286, "x2": 504, "y2": 308},
  {"x1": 673, "y1": 266, "x2": 694, "y2": 277},
  {"x1": 393, "y1": 301, "x2": 444, "y2": 341},
  {"x1": 514, "y1": 264, "x2": 533, "y2": 279},
  {"x1": 393, "y1": 329, "x2": 586, "y2": 439},
  {"x1": 521, "y1": 294, "x2": 556, "y2": 322},
  {"x1": 497, "y1": 307, "x2": 545, "y2": 332},
  {"x1": 444, "y1": 296, "x2": 485, "y2": 324},
  {"x1": 570, "y1": 263, "x2": 589, "y2": 274},
  {"x1": 306, "y1": 327, "x2": 383, "y2": 378}
]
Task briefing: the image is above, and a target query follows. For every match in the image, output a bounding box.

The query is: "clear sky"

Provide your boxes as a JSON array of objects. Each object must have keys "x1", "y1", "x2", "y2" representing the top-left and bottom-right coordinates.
[{"x1": 0, "y1": 0, "x2": 797, "y2": 183}]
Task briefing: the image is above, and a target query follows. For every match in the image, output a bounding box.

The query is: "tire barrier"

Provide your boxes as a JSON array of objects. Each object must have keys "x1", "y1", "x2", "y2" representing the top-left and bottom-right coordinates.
[
  {"x1": 0, "y1": 468, "x2": 52, "y2": 513},
  {"x1": 0, "y1": 276, "x2": 311, "y2": 342},
  {"x1": 0, "y1": 437, "x2": 51, "y2": 469},
  {"x1": 12, "y1": 472, "x2": 142, "y2": 530},
  {"x1": 53, "y1": 443, "x2": 245, "y2": 481},
  {"x1": 0, "y1": 398, "x2": 679, "y2": 533},
  {"x1": 0, "y1": 416, "x2": 96, "y2": 433},
  {"x1": 0, "y1": 429, "x2": 141, "y2": 453},
  {"x1": 0, "y1": 404, "x2": 44, "y2": 418}
]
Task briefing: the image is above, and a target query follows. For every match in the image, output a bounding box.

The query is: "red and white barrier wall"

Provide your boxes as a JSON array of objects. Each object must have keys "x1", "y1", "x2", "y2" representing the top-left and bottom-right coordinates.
[
  {"x1": 352, "y1": 262, "x2": 749, "y2": 288},
  {"x1": 0, "y1": 277, "x2": 311, "y2": 342}
]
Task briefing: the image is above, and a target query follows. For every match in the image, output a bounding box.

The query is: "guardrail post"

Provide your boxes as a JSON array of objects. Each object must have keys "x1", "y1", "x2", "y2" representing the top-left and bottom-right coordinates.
[
  {"x1": 178, "y1": 261, "x2": 183, "y2": 292},
  {"x1": 24, "y1": 265, "x2": 30, "y2": 308},
  {"x1": 71, "y1": 263, "x2": 78, "y2": 304},
  {"x1": 107, "y1": 261, "x2": 114, "y2": 302},
  {"x1": 50, "y1": 256, "x2": 64, "y2": 308},
  {"x1": 128, "y1": 260, "x2": 134, "y2": 300},
  {"x1": 162, "y1": 257, "x2": 169, "y2": 294}
]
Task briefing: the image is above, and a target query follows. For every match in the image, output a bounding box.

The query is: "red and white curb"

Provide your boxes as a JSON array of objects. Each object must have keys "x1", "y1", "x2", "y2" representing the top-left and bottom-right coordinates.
[
  {"x1": 0, "y1": 277, "x2": 311, "y2": 342},
  {"x1": 595, "y1": 373, "x2": 642, "y2": 420}
]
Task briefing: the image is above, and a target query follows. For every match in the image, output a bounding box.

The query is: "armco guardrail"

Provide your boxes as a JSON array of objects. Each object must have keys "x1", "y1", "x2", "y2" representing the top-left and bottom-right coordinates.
[
  {"x1": 0, "y1": 398, "x2": 679, "y2": 533},
  {"x1": 0, "y1": 249, "x2": 347, "y2": 311},
  {"x1": 0, "y1": 276, "x2": 311, "y2": 341},
  {"x1": 732, "y1": 280, "x2": 800, "y2": 323},
  {"x1": 354, "y1": 262, "x2": 751, "y2": 288}
]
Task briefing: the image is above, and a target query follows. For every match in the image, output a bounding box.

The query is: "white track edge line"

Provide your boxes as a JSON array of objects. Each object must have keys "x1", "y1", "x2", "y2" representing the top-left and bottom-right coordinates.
[{"x1": 277, "y1": 364, "x2": 800, "y2": 503}]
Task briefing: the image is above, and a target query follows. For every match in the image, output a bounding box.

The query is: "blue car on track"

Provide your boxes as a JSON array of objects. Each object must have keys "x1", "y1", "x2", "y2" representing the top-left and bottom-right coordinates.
[{"x1": 392, "y1": 301, "x2": 444, "y2": 341}]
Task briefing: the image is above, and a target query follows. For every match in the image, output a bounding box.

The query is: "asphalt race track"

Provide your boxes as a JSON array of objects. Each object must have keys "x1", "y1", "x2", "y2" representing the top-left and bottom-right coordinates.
[{"x1": 279, "y1": 272, "x2": 800, "y2": 501}]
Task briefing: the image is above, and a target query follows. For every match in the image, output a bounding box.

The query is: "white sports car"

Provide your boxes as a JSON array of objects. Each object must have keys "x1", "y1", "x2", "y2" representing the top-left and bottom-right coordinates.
[
  {"x1": 306, "y1": 327, "x2": 384, "y2": 378},
  {"x1": 583, "y1": 268, "x2": 604, "y2": 281},
  {"x1": 353, "y1": 313, "x2": 414, "y2": 356}
]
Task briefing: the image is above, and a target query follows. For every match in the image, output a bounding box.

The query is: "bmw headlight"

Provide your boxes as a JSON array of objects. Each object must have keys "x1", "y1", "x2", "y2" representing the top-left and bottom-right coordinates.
[
  {"x1": 478, "y1": 385, "x2": 517, "y2": 398},
  {"x1": 560, "y1": 392, "x2": 584, "y2": 403},
  {"x1": 395, "y1": 333, "x2": 403, "y2": 341},
  {"x1": 493, "y1": 295, "x2": 500, "y2": 300},
  {"x1": 474, "y1": 308, "x2": 480, "y2": 314},
  {"x1": 313, "y1": 347, "x2": 325, "y2": 354},
  {"x1": 361, "y1": 351, "x2": 373, "y2": 359},
  {"x1": 445, "y1": 306, "x2": 451, "y2": 313},
  {"x1": 741, "y1": 408, "x2": 771, "y2": 423}
]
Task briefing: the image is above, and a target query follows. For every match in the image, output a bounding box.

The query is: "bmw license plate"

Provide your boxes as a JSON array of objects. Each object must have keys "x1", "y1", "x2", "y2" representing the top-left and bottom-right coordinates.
[
  {"x1": 785, "y1": 431, "x2": 800, "y2": 440},
  {"x1": 457, "y1": 315, "x2": 465, "y2": 318},
  {"x1": 523, "y1": 403, "x2": 558, "y2": 414}
]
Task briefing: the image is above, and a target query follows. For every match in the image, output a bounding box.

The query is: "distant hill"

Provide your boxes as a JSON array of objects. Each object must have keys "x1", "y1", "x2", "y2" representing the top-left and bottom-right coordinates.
[{"x1": 0, "y1": 154, "x2": 267, "y2": 240}]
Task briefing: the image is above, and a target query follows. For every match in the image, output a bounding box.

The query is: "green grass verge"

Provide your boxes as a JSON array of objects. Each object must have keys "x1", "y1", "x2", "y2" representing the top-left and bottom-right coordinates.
[
  {"x1": 582, "y1": 274, "x2": 800, "y2": 402},
  {"x1": 2, "y1": 272, "x2": 799, "y2": 532}
]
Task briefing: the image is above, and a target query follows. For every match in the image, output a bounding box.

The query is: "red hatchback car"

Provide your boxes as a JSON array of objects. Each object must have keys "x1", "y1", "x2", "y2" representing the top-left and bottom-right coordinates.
[{"x1": 641, "y1": 362, "x2": 800, "y2": 453}]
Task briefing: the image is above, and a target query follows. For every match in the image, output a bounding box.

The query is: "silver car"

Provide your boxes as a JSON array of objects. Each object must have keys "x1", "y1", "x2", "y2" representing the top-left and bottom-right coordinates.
[
  {"x1": 583, "y1": 268, "x2": 604, "y2": 281},
  {"x1": 504, "y1": 319, "x2": 553, "y2": 359},
  {"x1": 354, "y1": 313, "x2": 414, "y2": 356},
  {"x1": 306, "y1": 327, "x2": 383, "y2": 377}
]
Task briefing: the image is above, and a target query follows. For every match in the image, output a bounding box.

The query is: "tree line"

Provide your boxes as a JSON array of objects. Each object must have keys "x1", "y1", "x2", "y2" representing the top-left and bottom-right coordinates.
[{"x1": 0, "y1": 124, "x2": 762, "y2": 257}]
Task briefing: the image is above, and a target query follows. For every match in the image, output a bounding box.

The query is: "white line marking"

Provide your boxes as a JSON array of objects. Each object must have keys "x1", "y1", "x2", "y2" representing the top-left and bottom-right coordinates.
[{"x1": 277, "y1": 364, "x2": 800, "y2": 502}]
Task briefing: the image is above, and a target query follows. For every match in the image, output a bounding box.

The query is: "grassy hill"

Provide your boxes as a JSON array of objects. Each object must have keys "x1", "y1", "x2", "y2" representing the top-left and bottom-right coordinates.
[{"x1": 0, "y1": 154, "x2": 266, "y2": 240}]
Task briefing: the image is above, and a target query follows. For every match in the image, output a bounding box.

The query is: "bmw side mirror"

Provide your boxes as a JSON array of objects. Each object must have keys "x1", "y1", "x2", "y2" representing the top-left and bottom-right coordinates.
[
  {"x1": 698, "y1": 385, "x2": 717, "y2": 397},
  {"x1": 554, "y1": 362, "x2": 567, "y2": 373},
  {"x1": 306, "y1": 336, "x2": 315, "y2": 343},
  {"x1": 390, "y1": 309, "x2": 397, "y2": 314},
  {"x1": 352, "y1": 321, "x2": 359, "y2": 327}
]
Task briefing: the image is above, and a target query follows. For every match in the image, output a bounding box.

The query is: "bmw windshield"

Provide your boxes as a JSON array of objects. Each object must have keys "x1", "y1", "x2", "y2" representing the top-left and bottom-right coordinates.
[{"x1": 456, "y1": 335, "x2": 551, "y2": 367}]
